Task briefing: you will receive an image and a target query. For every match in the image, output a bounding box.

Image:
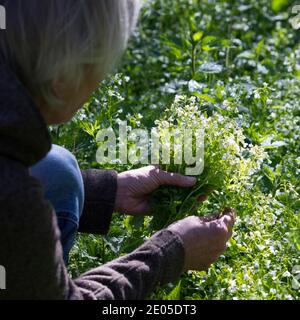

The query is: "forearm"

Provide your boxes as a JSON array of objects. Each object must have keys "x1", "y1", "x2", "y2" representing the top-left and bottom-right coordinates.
[
  {"x1": 74, "y1": 229, "x2": 185, "y2": 300},
  {"x1": 0, "y1": 170, "x2": 184, "y2": 300}
]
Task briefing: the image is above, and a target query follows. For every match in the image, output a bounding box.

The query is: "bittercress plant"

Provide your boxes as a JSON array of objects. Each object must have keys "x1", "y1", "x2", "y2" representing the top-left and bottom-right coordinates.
[{"x1": 149, "y1": 95, "x2": 267, "y2": 229}]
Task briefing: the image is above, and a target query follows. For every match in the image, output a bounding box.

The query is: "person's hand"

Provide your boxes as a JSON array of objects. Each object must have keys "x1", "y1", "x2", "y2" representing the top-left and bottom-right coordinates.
[
  {"x1": 167, "y1": 208, "x2": 236, "y2": 271},
  {"x1": 114, "y1": 165, "x2": 196, "y2": 215}
]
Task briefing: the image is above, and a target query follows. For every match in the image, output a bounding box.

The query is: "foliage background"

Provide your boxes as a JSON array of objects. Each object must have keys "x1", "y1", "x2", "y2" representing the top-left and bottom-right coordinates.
[{"x1": 52, "y1": 0, "x2": 300, "y2": 300}]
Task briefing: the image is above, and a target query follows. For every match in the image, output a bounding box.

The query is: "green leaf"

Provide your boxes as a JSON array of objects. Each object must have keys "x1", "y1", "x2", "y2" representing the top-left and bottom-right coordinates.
[
  {"x1": 192, "y1": 92, "x2": 216, "y2": 103},
  {"x1": 170, "y1": 46, "x2": 182, "y2": 59},
  {"x1": 130, "y1": 215, "x2": 145, "y2": 229},
  {"x1": 192, "y1": 31, "x2": 204, "y2": 43},
  {"x1": 263, "y1": 165, "x2": 276, "y2": 182},
  {"x1": 255, "y1": 38, "x2": 265, "y2": 57},
  {"x1": 202, "y1": 36, "x2": 218, "y2": 45},
  {"x1": 236, "y1": 50, "x2": 256, "y2": 60},
  {"x1": 271, "y1": 0, "x2": 288, "y2": 12},
  {"x1": 166, "y1": 281, "x2": 181, "y2": 300},
  {"x1": 201, "y1": 36, "x2": 220, "y2": 51},
  {"x1": 221, "y1": 39, "x2": 231, "y2": 47}
]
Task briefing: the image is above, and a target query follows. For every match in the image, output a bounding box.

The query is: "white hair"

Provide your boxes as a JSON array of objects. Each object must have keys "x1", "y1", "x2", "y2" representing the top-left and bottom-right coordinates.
[{"x1": 0, "y1": 0, "x2": 141, "y2": 108}]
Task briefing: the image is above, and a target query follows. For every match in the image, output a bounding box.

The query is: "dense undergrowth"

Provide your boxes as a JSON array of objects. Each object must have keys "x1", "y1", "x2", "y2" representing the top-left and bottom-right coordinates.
[{"x1": 52, "y1": 0, "x2": 300, "y2": 299}]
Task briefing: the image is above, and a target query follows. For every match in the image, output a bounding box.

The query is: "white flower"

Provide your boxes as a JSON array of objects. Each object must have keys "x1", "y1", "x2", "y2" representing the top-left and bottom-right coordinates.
[
  {"x1": 254, "y1": 91, "x2": 260, "y2": 99},
  {"x1": 282, "y1": 271, "x2": 291, "y2": 277},
  {"x1": 256, "y1": 244, "x2": 265, "y2": 251},
  {"x1": 174, "y1": 95, "x2": 185, "y2": 103},
  {"x1": 150, "y1": 104, "x2": 158, "y2": 110},
  {"x1": 222, "y1": 100, "x2": 231, "y2": 108},
  {"x1": 269, "y1": 270, "x2": 277, "y2": 280},
  {"x1": 241, "y1": 284, "x2": 247, "y2": 291},
  {"x1": 270, "y1": 288, "x2": 277, "y2": 294},
  {"x1": 269, "y1": 246, "x2": 276, "y2": 255},
  {"x1": 257, "y1": 279, "x2": 262, "y2": 286}
]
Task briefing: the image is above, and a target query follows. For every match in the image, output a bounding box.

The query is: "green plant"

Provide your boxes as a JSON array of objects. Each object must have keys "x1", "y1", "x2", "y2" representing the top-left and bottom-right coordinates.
[{"x1": 61, "y1": 0, "x2": 300, "y2": 300}]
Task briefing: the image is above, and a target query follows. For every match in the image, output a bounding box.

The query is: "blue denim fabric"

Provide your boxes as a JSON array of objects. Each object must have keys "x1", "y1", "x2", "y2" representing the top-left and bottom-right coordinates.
[{"x1": 30, "y1": 145, "x2": 84, "y2": 264}]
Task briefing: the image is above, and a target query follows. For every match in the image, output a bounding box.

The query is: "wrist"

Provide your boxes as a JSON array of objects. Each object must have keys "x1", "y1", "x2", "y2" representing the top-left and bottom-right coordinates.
[
  {"x1": 167, "y1": 224, "x2": 188, "y2": 270},
  {"x1": 114, "y1": 173, "x2": 128, "y2": 213},
  {"x1": 114, "y1": 174, "x2": 121, "y2": 212}
]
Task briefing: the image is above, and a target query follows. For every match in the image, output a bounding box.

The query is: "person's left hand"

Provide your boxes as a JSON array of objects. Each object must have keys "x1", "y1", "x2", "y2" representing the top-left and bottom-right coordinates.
[{"x1": 114, "y1": 165, "x2": 197, "y2": 215}]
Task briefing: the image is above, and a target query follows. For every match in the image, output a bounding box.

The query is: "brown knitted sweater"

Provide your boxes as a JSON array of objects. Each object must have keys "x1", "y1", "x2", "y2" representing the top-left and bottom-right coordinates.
[{"x1": 0, "y1": 64, "x2": 185, "y2": 300}]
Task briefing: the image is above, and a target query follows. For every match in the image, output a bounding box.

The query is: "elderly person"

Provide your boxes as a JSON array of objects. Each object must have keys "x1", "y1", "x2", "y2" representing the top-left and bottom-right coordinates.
[{"x1": 0, "y1": 0, "x2": 235, "y2": 300}]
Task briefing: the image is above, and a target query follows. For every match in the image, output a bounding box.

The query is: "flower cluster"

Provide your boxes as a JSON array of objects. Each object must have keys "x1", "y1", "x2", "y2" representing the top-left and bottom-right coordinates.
[{"x1": 149, "y1": 95, "x2": 267, "y2": 228}]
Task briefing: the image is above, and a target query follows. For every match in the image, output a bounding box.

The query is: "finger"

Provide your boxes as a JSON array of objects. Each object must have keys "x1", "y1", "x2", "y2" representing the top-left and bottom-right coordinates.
[
  {"x1": 220, "y1": 208, "x2": 236, "y2": 231},
  {"x1": 223, "y1": 207, "x2": 237, "y2": 218},
  {"x1": 199, "y1": 212, "x2": 220, "y2": 223},
  {"x1": 158, "y1": 169, "x2": 197, "y2": 187},
  {"x1": 196, "y1": 195, "x2": 208, "y2": 203}
]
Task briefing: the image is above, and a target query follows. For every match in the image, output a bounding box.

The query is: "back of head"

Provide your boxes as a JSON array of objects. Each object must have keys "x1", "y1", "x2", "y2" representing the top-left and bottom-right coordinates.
[{"x1": 0, "y1": 0, "x2": 141, "y2": 108}]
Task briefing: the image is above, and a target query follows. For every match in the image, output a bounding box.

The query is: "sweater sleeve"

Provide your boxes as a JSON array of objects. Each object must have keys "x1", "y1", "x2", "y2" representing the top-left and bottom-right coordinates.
[
  {"x1": 78, "y1": 169, "x2": 118, "y2": 235},
  {"x1": 74, "y1": 229, "x2": 185, "y2": 300},
  {"x1": 0, "y1": 162, "x2": 185, "y2": 300}
]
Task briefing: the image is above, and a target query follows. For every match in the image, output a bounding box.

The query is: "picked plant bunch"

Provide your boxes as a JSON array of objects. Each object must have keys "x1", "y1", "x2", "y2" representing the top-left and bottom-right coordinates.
[{"x1": 148, "y1": 95, "x2": 267, "y2": 228}]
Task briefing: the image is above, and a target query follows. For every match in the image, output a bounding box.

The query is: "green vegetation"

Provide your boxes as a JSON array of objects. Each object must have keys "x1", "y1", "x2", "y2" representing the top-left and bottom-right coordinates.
[{"x1": 53, "y1": 0, "x2": 300, "y2": 299}]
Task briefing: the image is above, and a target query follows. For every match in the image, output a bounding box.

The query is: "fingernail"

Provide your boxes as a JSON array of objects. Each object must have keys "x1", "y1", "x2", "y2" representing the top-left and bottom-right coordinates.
[
  {"x1": 223, "y1": 207, "x2": 236, "y2": 215},
  {"x1": 196, "y1": 195, "x2": 207, "y2": 203},
  {"x1": 222, "y1": 208, "x2": 237, "y2": 220},
  {"x1": 186, "y1": 176, "x2": 197, "y2": 184}
]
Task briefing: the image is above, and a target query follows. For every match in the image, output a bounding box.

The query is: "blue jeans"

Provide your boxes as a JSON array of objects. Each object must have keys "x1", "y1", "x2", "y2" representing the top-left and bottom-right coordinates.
[{"x1": 30, "y1": 145, "x2": 84, "y2": 264}]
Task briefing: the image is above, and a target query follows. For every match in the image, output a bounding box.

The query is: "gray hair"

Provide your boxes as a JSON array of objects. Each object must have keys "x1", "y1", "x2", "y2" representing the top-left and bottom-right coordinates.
[{"x1": 0, "y1": 0, "x2": 141, "y2": 108}]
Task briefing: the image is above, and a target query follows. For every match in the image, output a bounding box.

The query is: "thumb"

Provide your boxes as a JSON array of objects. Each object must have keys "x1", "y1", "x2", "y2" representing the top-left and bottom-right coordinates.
[
  {"x1": 220, "y1": 208, "x2": 236, "y2": 230},
  {"x1": 158, "y1": 169, "x2": 197, "y2": 187}
]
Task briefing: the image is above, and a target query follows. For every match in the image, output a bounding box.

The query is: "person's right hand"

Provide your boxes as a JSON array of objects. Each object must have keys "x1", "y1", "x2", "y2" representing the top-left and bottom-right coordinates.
[{"x1": 167, "y1": 208, "x2": 236, "y2": 271}]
